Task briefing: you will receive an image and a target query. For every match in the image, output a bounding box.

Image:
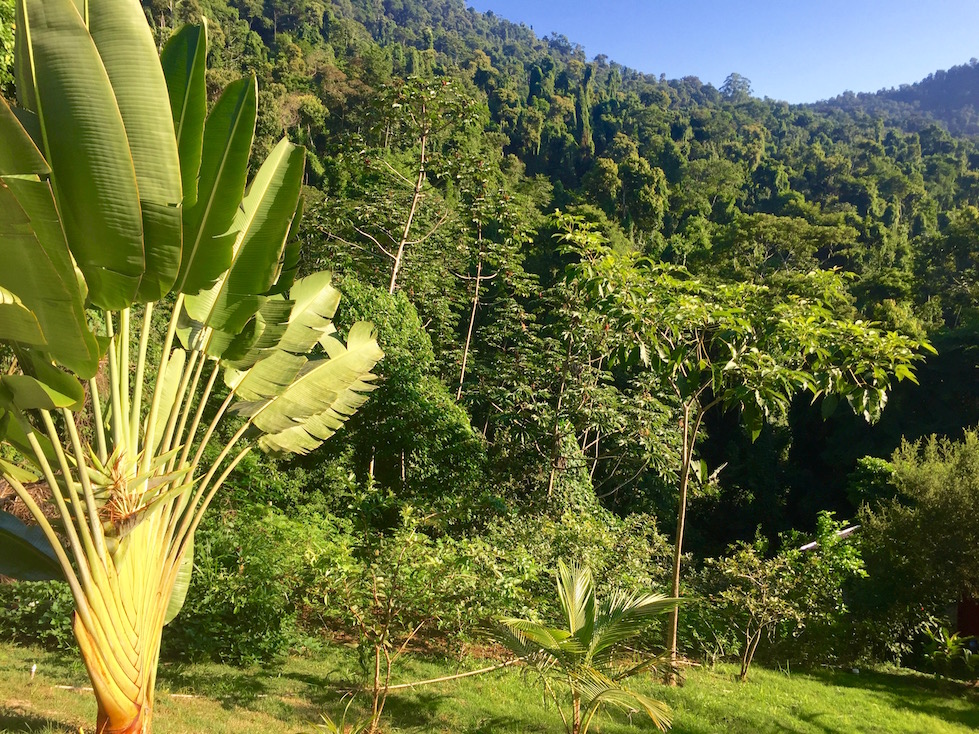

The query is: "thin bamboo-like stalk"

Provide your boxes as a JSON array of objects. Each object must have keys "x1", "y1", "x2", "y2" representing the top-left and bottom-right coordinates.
[
  {"x1": 180, "y1": 446, "x2": 250, "y2": 556},
  {"x1": 130, "y1": 303, "x2": 155, "y2": 448},
  {"x1": 62, "y1": 408, "x2": 139, "y2": 631},
  {"x1": 140, "y1": 294, "x2": 184, "y2": 476},
  {"x1": 166, "y1": 351, "x2": 207, "y2": 474},
  {"x1": 166, "y1": 362, "x2": 221, "y2": 529},
  {"x1": 157, "y1": 348, "x2": 201, "y2": 459},
  {"x1": 105, "y1": 314, "x2": 125, "y2": 452},
  {"x1": 177, "y1": 360, "x2": 219, "y2": 471},
  {"x1": 25, "y1": 431, "x2": 140, "y2": 697},
  {"x1": 166, "y1": 446, "x2": 250, "y2": 587},
  {"x1": 89, "y1": 378, "x2": 108, "y2": 464},
  {"x1": 61, "y1": 409, "x2": 106, "y2": 562},
  {"x1": 119, "y1": 308, "x2": 131, "y2": 448},
  {"x1": 165, "y1": 421, "x2": 251, "y2": 556}
]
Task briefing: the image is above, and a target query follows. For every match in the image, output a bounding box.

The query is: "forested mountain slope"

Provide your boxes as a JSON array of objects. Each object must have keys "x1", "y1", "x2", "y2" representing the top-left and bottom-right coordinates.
[
  {"x1": 2, "y1": 0, "x2": 978, "y2": 551},
  {"x1": 820, "y1": 59, "x2": 979, "y2": 136}
]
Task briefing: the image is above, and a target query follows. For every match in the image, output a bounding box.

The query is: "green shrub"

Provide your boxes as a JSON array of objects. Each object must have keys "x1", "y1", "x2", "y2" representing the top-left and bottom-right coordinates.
[
  {"x1": 852, "y1": 430, "x2": 979, "y2": 663},
  {"x1": 923, "y1": 625, "x2": 979, "y2": 680},
  {"x1": 162, "y1": 505, "x2": 356, "y2": 664},
  {"x1": 681, "y1": 512, "x2": 864, "y2": 675},
  {"x1": 479, "y1": 509, "x2": 674, "y2": 622},
  {"x1": 0, "y1": 581, "x2": 76, "y2": 651}
]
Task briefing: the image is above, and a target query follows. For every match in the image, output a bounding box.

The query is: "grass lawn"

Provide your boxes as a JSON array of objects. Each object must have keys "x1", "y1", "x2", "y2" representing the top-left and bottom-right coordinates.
[{"x1": 1, "y1": 641, "x2": 977, "y2": 733}]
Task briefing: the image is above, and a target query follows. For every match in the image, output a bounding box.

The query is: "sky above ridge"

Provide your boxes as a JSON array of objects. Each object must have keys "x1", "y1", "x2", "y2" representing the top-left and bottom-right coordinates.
[{"x1": 466, "y1": 0, "x2": 979, "y2": 104}]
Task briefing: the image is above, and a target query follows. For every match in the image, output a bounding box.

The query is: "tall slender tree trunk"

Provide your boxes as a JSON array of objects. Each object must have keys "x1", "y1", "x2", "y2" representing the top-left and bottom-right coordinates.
[
  {"x1": 572, "y1": 689, "x2": 582, "y2": 734},
  {"x1": 389, "y1": 120, "x2": 428, "y2": 295},
  {"x1": 547, "y1": 337, "x2": 574, "y2": 500},
  {"x1": 665, "y1": 405, "x2": 693, "y2": 685},
  {"x1": 457, "y1": 257, "x2": 482, "y2": 401}
]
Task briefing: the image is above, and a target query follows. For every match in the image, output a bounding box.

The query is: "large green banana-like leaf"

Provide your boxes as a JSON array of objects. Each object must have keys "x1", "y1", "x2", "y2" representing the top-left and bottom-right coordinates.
[
  {"x1": 0, "y1": 288, "x2": 46, "y2": 345},
  {"x1": 177, "y1": 76, "x2": 257, "y2": 295},
  {"x1": 234, "y1": 322, "x2": 383, "y2": 456},
  {"x1": 18, "y1": 0, "x2": 145, "y2": 310},
  {"x1": 227, "y1": 349, "x2": 306, "y2": 402},
  {"x1": 161, "y1": 23, "x2": 207, "y2": 208},
  {"x1": 0, "y1": 409, "x2": 56, "y2": 468},
  {"x1": 0, "y1": 509, "x2": 64, "y2": 581},
  {"x1": 0, "y1": 177, "x2": 102, "y2": 378},
  {"x1": 215, "y1": 297, "x2": 293, "y2": 367},
  {"x1": 275, "y1": 271, "x2": 341, "y2": 354},
  {"x1": 221, "y1": 272, "x2": 345, "y2": 391},
  {"x1": 0, "y1": 96, "x2": 48, "y2": 175},
  {"x1": 0, "y1": 373, "x2": 82, "y2": 411},
  {"x1": 0, "y1": 107, "x2": 100, "y2": 375},
  {"x1": 268, "y1": 195, "x2": 304, "y2": 296},
  {"x1": 185, "y1": 138, "x2": 305, "y2": 334},
  {"x1": 88, "y1": 0, "x2": 183, "y2": 303},
  {"x1": 0, "y1": 99, "x2": 101, "y2": 377}
]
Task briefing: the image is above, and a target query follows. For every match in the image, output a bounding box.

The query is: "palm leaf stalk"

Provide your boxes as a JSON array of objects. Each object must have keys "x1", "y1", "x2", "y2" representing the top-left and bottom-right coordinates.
[
  {"x1": 0, "y1": 3, "x2": 382, "y2": 732},
  {"x1": 494, "y1": 561, "x2": 679, "y2": 734}
]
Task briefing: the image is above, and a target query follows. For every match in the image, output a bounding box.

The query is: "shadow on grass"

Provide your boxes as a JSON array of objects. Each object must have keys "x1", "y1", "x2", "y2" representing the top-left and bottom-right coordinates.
[
  {"x1": 157, "y1": 666, "x2": 272, "y2": 708},
  {"x1": 0, "y1": 707, "x2": 75, "y2": 733},
  {"x1": 314, "y1": 686, "x2": 536, "y2": 733},
  {"x1": 804, "y1": 667, "x2": 979, "y2": 729}
]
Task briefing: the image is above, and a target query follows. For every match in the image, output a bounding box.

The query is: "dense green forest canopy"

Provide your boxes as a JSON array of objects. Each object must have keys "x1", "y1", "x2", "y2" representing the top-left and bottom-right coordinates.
[{"x1": 2, "y1": 0, "x2": 976, "y2": 556}]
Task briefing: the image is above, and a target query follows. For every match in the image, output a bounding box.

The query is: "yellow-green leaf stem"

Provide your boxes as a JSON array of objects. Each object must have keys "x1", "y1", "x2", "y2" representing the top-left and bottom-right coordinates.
[
  {"x1": 62, "y1": 407, "x2": 106, "y2": 562},
  {"x1": 140, "y1": 293, "x2": 184, "y2": 475},
  {"x1": 88, "y1": 377, "x2": 108, "y2": 464},
  {"x1": 197, "y1": 386, "x2": 238, "y2": 466},
  {"x1": 104, "y1": 313, "x2": 125, "y2": 454},
  {"x1": 1, "y1": 470, "x2": 84, "y2": 608},
  {"x1": 164, "y1": 349, "x2": 207, "y2": 473},
  {"x1": 130, "y1": 303, "x2": 154, "y2": 450},
  {"x1": 165, "y1": 420, "x2": 250, "y2": 565},
  {"x1": 25, "y1": 429, "x2": 140, "y2": 698},
  {"x1": 173, "y1": 445, "x2": 250, "y2": 577},
  {"x1": 39, "y1": 411, "x2": 138, "y2": 657},
  {"x1": 176, "y1": 360, "x2": 220, "y2": 472},
  {"x1": 119, "y1": 308, "x2": 130, "y2": 450},
  {"x1": 156, "y1": 347, "x2": 201, "y2": 460}
]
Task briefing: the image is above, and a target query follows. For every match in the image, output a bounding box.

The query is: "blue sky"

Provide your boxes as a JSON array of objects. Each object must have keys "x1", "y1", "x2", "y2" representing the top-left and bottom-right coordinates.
[{"x1": 465, "y1": 0, "x2": 979, "y2": 103}]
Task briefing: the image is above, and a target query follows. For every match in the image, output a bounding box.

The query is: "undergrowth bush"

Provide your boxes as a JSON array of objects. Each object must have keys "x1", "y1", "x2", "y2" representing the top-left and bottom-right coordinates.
[
  {"x1": 162, "y1": 505, "x2": 356, "y2": 664},
  {"x1": 480, "y1": 509, "x2": 674, "y2": 623},
  {"x1": 0, "y1": 581, "x2": 75, "y2": 651},
  {"x1": 850, "y1": 431, "x2": 979, "y2": 665},
  {"x1": 680, "y1": 512, "x2": 864, "y2": 675}
]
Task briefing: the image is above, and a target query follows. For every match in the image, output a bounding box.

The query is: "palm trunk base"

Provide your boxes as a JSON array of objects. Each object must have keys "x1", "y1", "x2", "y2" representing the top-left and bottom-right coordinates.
[{"x1": 97, "y1": 706, "x2": 149, "y2": 734}]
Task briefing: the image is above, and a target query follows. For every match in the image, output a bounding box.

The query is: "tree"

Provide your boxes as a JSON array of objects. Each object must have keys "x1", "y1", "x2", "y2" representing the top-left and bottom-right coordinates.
[
  {"x1": 856, "y1": 430, "x2": 979, "y2": 655},
  {"x1": 356, "y1": 75, "x2": 480, "y2": 295},
  {"x1": 494, "y1": 560, "x2": 677, "y2": 734},
  {"x1": 720, "y1": 72, "x2": 752, "y2": 101},
  {"x1": 0, "y1": 6, "x2": 381, "y2": 732},
  {"x1": 704, "y1": 512, "x2": 864, "y2": 681},
  {"x1": 559, "y1": 215, "x2": 931, "y2": 681}
]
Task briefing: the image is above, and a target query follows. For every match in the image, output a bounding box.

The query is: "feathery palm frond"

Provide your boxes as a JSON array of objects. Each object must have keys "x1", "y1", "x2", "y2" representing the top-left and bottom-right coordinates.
[{"x1": 492, "y1": 560, "x2": 678, "y2": 733}]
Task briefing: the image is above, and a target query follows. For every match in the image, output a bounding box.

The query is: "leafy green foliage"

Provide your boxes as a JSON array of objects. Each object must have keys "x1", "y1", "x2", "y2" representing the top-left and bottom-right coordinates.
[
  {"x1": 691, "y1": 512, "x2": 865, "y2": 679},
  {"x1": 0, "y1": 580, "x2": 75, "y2": 651},
  {"x1": 160, "y1": 507, "x2": 344, "y2": 664},
  {"x1": 924, "y1": 626, "x2": 979, "y2": 680},
  {"x1": 493, "y1": 560, "x2": 677, "y2": 734},
  {"x1": 853, "y1": 430, "x2": 979, "y2": 663}
]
